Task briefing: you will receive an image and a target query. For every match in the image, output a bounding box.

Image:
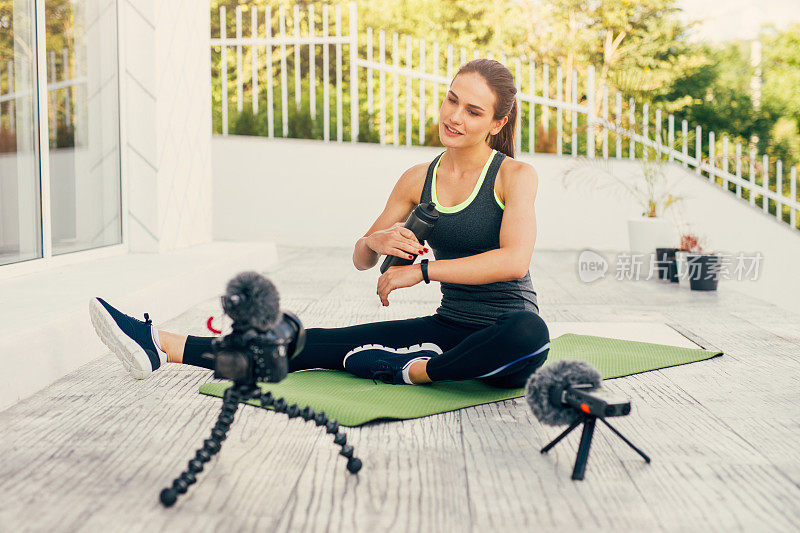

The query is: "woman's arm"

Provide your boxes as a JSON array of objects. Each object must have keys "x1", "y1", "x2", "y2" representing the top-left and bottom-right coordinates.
[
  {"x1": 353, "y1": 237, "x2": 380, "y2": 271},
  {"x1": 353, "y1": 164, "x2": 426, "y2": 270},
  {"x1": 375, "y1": 161, "x2": 538, "y2": 305},
  {"x1": 427, "y1": 161, "x2": 539, "y2": 284}
]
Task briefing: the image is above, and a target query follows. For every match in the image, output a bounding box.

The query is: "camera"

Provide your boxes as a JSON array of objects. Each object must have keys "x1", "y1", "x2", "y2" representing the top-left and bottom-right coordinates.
[
  {"x1": 528, "y1": 359, "x2": 649, "y2": 480},
  {"x1": 561, "y1": 384, "x2": 632, "y2": 418},
  {"x1": 210, "y1": 291, "x2": 306, "y2": 385},
  {"x1": 159, "y1": 272, "x2": 360, "y2": 507}
]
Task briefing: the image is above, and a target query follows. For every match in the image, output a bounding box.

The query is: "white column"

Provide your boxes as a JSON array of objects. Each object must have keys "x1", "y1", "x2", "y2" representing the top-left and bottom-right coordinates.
[{"x1": 121, "y1": 0, "x2": 213, "y2": 252}]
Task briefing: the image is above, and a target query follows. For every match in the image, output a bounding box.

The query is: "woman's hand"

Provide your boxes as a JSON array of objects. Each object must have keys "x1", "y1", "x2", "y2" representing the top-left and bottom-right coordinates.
[
  {"x1": 377, "y1": 264, "x2": 424, "y2": 306},
  {"x1": 366, "y1": 223, "x2": 428, "y2": 260}
]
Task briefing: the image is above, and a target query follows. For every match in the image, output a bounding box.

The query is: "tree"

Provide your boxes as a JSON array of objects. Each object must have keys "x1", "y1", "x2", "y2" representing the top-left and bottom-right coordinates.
[{"x1": 760, "y1": 24, "x2": 800, "y2": 166}]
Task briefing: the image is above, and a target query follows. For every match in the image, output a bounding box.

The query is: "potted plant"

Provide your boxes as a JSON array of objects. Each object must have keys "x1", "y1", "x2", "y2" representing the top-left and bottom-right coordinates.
[
  {"x1": 675, "y1": 233, "x2": 701, "y2": 288},
  {"x1": 655, "y1": 246, "x2": 679, "y2": 282},
  {"x1": 674, "y1": 231, "x2": 721, "y2": 291},
  {"x1": 626, "y1": 157, "x2": 684, "y2": 255},
  {"x1": 688, "y1": 251, "x2": 722, "y2": 291},
  {"x1": 560, "y1": 144, "x2": 686, "y2": 260}
]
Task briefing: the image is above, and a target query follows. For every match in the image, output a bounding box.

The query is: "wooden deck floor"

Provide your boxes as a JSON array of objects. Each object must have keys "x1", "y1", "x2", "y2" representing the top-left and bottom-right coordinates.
[{"x1": 1, "y1": 246, "x2": 799, "y2": 532}]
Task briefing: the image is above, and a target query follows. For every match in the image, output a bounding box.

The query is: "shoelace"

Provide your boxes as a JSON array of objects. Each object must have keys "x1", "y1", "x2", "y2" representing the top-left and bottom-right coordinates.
[{"x1": 370, "y1": 361, "x2": 397, "y2": 385}]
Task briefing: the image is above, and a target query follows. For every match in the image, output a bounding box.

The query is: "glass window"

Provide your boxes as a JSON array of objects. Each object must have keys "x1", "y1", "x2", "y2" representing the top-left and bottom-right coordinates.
[
  {"x1": 0, "y1": 0, "x2": 42, "y2": 266},
  {"x1": 46, "y1": 0, "x2": 121, "y2": 255}
]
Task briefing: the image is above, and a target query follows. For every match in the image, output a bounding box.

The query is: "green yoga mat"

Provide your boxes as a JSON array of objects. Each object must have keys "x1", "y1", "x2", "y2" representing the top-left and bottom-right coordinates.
[{"x1": 199, "y1": 333, "x2": 723, "y2": 426}]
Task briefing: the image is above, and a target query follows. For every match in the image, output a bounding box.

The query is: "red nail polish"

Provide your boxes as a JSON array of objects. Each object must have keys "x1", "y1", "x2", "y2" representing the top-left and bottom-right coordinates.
[{"x1": 409, "y1": 255, "x2": 414, "y2": 259}]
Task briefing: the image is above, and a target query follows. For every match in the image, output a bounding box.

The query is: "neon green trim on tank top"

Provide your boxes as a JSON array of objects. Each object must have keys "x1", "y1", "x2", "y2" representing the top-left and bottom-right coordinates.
[
  {"x1": 432, "y1": 149, "x2": 497, "y2": 213},
  {"x1": 494, "y1": 191, "x2": 505, "y2": 210}
]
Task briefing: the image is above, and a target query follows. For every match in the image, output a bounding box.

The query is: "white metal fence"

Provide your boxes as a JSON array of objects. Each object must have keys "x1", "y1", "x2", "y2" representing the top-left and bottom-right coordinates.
[{"x1": 211, "y1": 1, "x2": 799, "y2": 233}]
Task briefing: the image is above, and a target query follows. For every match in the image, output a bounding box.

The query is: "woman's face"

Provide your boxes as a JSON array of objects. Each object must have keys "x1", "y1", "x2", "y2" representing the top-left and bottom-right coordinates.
[{"x1": 438, "y1": 71, "x2": 507, "y2": 149}]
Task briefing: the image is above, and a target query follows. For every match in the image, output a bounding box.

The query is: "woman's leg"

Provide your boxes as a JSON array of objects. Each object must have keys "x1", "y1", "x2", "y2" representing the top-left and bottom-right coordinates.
[
  {"x1": 289, "y1": 315, "x2": 471, "y2": 372},
  {"x1": 171, "y1": 314, "x2": 476, "y2": 372},
  {"x1": 164, "y1": 311, "x2": 549, "y2": 388},
  {"x1": 418, "y1": 310, "x2": 550, "y2": 388},
  {"x1": 159, "y1": 331, "x2": 188, "y2": 363}
]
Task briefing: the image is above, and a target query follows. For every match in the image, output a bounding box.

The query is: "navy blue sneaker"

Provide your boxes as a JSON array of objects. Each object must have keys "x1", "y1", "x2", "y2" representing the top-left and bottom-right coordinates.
[
  {"x1": 89, "y1": 297, "x2": 166, "y2": 379},
  {"x1": 343, "y1": 343, "x2": 442, "y2": 384}
]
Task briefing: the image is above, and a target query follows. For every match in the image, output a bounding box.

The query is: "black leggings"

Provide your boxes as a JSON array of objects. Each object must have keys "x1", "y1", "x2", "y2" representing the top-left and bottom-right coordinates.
[{"x1": 183, "y1": 310, "x2": 550, "y2": 389}]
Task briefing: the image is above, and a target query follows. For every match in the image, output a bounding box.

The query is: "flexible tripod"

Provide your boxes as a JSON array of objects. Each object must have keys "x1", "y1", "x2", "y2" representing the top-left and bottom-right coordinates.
[
  {"x1": 540, "y1": 414, "x2": 650, "y2": 480},
  {"x1": 160, "y1": 382, "x2": 362, "y2": 506}
]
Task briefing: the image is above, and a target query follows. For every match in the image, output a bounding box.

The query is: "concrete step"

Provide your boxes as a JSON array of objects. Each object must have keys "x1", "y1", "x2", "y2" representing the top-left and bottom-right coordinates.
[{"x1": 0, "y1": 241, "x2": 278, "y2": 410}]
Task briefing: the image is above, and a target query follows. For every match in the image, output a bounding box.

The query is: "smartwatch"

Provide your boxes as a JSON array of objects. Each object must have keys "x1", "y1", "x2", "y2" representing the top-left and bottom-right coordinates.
[{"x1": 420, "y1": 259, "x2": 430, "y2": 284}]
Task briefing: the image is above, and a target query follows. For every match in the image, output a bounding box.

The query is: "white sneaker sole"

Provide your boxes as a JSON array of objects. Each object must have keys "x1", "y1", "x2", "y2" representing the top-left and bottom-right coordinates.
[
  {"x1": 89, "y1": 298, "x2": 154, "y2": 380},
  {"x1": 343, "y1": 342, "x2": 443, "y2": 367}
]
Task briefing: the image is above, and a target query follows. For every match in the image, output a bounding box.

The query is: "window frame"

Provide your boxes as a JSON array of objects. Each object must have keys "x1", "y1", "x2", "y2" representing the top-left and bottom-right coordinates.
[{"x1": 0, "y1": 0, "x2": 127, "y2": 279}]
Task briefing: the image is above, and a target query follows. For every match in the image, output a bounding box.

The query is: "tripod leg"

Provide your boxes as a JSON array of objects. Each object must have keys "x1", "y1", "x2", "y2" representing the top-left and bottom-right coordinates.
[
  {"x1": 571, "y1": 417, "x2": 596, "y2": 480},
  {"x1": 260, "y1": 394, "x2": 363, "y2": 474},
  {"x1": 160, "y1": 384, "x2": 250, "y2": 507},
  {"x1": 599, "y1": 418, "x2": 651, "y2": 463},
  {"x1": 541, "y1": 418, "x2": 582, "y2": 454}
]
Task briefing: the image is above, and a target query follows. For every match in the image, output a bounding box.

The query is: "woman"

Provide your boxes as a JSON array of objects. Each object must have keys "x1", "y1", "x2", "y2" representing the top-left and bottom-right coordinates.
[{"x1": 90, "y1": 59, "x2": 550, "y2": 387}]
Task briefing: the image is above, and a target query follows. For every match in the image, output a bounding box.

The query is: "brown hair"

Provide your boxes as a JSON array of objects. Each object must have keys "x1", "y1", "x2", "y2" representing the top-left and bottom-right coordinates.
[{"x1": 455, "y1": 59, "x2": 518, "y2": 158}]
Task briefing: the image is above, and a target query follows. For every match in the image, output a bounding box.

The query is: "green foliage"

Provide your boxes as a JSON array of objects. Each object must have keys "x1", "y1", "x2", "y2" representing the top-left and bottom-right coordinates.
[
  {"x1": 768, "y1": 117, "x2": 800, "y2": 169},
  {"x1": 1, "y1": 0, "x2": 82, "y2": 149},
  {"x1": 760, "y1": 24, "x2": 800, "y2": 170},
  {"x1": 358, "y1": 111, "x2": 380, "y2": 143},
  {"x1": 54, "y1": 122, "x2": 74, "y2": 148},
  {"x1": 230, "y1": 106, "x2": 258, "y2": 136},
  {"x1": 652, "y1": 23, "x2": 800, "y2": 173},
  {"x1": 761, "y1": 24, "x2": 800, "y2": 125},
  {"x1": 660, "y1": 42, "x2": 755, "y2": 136},
  {"x1": 359, "y1": 0, "x2": 524, "y2": 52},
  {"x1": 208, "y1": 0, "x2": 799, "y2": 179},
  {"x1": 228, "y1": 98, "x2": 319, "y2": 138}
]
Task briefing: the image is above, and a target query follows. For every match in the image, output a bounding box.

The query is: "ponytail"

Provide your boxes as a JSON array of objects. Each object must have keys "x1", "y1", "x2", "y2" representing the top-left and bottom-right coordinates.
[{"x1": 488, "y1": 98, "x2": 517, "y2": 158}]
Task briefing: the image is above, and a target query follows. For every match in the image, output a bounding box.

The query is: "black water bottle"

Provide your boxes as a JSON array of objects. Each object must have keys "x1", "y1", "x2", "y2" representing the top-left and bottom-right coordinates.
[{"x1": 380, "y1": 202, "x2": 439, "y2": 274}]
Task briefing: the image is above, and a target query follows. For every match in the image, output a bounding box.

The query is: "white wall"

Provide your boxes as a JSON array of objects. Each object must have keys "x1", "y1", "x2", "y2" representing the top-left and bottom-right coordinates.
[
  {"x1": 211, "y1": 136, "x2": 670, "y2": 249},
  {"x1": 120, "y1": 0, "x2": 213, "y2": 253},
  {"x1": 212, "y1": 136, "x2": 800, "y2": 315}
]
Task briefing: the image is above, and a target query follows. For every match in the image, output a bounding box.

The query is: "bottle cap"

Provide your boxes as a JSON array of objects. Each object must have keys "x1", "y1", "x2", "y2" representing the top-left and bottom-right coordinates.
[{"x1": 415, "y1": 202, "x2": 439, "y2": 224}]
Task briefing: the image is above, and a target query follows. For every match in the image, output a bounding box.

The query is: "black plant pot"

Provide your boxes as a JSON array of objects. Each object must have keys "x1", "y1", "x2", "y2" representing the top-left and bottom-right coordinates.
[
  {"x1": 655, "y1": 247, "x2": 679, "y2": 283},
  {"x1": 687, "y1": 254, "x2": 721, "y2": 291}
]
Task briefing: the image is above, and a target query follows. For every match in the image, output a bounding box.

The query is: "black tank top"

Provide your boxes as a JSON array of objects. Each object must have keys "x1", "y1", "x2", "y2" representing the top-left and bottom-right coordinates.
[{"x1": 420, "y1": 149, "x2": 539, "y2": 327}]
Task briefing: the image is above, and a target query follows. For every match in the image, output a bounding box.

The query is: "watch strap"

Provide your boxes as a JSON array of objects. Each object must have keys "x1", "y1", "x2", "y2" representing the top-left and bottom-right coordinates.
[{"x1": 420, "y1": 259, "x2": 430, "y2": 284}]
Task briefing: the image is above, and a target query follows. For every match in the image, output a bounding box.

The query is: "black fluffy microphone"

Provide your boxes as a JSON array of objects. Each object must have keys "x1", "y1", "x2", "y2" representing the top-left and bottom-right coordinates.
[
  {"x1": 525, "y1": 360, "x2": 603, "y2": 426},
  {"x1": 158, "y1": 272, "x2": 361, "y2": 508},
  {"x1": 221, "y1": 271, "x2": 281, "y2": 332},
  {"x1": 527, "y1": 360, "x2": 647, "y2": 480}
]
